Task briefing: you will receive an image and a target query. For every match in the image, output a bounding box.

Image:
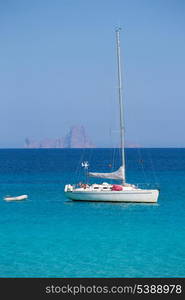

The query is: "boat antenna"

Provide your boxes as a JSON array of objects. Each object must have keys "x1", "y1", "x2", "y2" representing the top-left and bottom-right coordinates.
[{"x1": 115, "y1": 27, "x2": 126, "y2": 184}]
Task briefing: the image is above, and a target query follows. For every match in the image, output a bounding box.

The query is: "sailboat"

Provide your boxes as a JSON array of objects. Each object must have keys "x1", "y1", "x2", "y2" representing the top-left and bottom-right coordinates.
[{"x1": 64, "y1": 28, "x2": 159, "y2": 203}]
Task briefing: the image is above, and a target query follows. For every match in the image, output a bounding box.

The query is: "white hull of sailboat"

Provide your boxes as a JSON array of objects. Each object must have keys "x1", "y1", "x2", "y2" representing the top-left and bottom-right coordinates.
[{"x1": 65, "y1": 189, "x2": 159, "y2": 203}]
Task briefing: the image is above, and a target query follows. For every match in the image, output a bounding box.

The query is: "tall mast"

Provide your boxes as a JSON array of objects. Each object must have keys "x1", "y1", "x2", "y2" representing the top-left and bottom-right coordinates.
[{"x1": 116, "y1": 28, "x2": 126, "y2": 184}]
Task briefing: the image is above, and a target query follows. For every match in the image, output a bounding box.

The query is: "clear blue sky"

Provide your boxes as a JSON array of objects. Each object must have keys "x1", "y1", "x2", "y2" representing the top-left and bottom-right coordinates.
[{"x1": 0, "y1": 0, "x2": 185, "y2": 147}]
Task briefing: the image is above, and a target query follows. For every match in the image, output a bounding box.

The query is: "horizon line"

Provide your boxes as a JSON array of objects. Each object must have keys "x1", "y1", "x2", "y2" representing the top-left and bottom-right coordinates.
[{"x1": 0, "y1": 147, "x2": 185, "y2": 149}]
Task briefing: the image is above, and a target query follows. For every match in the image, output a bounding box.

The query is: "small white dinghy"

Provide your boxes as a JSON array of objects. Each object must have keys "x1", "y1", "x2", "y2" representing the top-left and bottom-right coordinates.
[{"x1": 4, "y1": 194, "x2": 28, "y2": 201}]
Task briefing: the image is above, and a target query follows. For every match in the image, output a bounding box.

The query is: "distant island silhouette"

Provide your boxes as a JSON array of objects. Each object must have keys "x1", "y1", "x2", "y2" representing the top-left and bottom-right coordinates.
[
  {"x1": 24, "y1": 125, "x2": 95, "y2": 148},
  {"x1": 24, "y1": 125, "x2": 140, "y2": 149}
]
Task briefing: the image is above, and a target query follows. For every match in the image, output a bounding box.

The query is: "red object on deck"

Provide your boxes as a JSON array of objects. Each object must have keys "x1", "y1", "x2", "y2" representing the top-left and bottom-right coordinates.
[{"x1": 111, "y1": 184, "x2": 123, "y2": 191}]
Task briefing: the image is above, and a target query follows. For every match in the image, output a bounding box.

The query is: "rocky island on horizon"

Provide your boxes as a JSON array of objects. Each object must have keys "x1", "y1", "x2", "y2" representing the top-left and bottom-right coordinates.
[{"x1": 24, "y1": 125, "x2": 95, "y2": 149}]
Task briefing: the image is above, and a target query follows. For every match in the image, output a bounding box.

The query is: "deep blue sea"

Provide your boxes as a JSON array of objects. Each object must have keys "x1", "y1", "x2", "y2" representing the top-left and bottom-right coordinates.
[{"x1": 0, "y1": 148, "x2": 185, "y2": 278}]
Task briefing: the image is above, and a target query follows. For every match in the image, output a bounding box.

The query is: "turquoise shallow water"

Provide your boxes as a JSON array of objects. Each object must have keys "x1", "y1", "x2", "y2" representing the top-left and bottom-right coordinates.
[{"x1": 0, "y1": 148, "x2": 185, "y2": 277}]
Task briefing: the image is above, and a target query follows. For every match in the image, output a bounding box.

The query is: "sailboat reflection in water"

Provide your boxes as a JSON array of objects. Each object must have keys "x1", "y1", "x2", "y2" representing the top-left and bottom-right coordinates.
[{"x1": 65, "y1": 28, "x2": 159, "y2": 203}]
